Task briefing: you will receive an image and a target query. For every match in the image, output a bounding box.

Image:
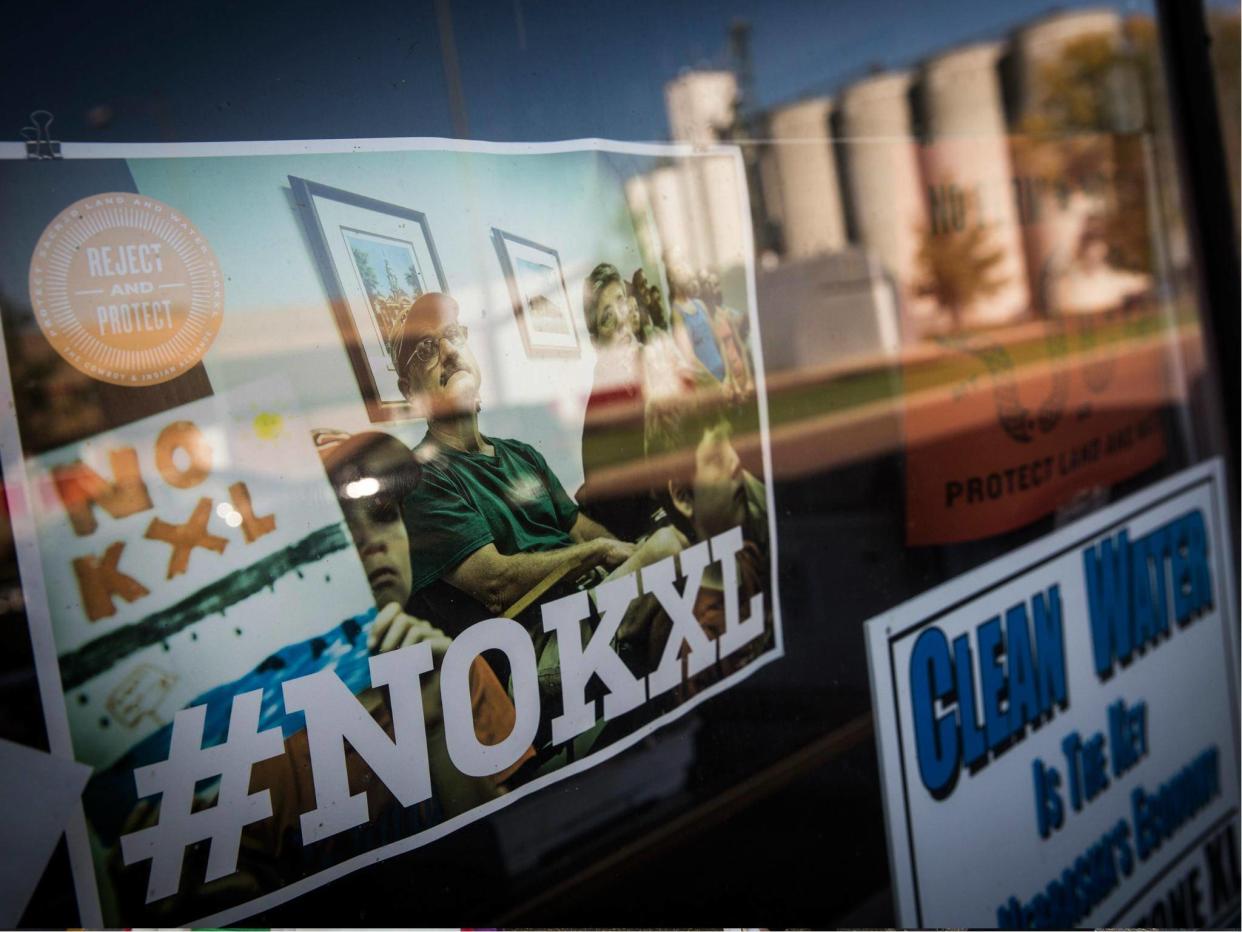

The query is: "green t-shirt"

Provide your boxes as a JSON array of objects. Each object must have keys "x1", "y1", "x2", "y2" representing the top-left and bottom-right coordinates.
[{"x1": 403, "y1": 434, "x2": 579, "y2": 596}]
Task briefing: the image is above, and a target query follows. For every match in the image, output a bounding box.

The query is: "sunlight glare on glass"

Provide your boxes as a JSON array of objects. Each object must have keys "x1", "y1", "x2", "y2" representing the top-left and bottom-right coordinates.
[{"x1": 346, "y1": 477, "x2": 380, "y2": 499}]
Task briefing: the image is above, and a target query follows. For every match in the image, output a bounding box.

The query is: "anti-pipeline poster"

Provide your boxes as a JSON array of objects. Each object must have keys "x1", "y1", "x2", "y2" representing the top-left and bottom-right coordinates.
[{"x1": 0, "y1": 137, "x2": 783, "y2": 926}]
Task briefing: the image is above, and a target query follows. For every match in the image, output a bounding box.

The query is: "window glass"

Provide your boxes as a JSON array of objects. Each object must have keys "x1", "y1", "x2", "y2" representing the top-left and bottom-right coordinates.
[
  {"x1": 0, "y1": 1, "x2": 1232, "y2": 927},
  {"x1": 1207, "y1": 0, "x2": 1241, "y2": 232}
]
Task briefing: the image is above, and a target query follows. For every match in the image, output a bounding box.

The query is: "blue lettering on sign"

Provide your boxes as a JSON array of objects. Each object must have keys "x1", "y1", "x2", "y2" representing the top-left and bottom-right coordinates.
[
  {"x1": 910, "y1": 627, "x2": 956, "y2": 798},
  {"x1": 909, "y1": 584, "x2": 1068, "y2": 799},
  {"x1": 1133, "y1": 746, "x2": 1221, "y2": 862},
  {"x1": 1083, "y1": 510, "x2": 1213, "y2": 681}
]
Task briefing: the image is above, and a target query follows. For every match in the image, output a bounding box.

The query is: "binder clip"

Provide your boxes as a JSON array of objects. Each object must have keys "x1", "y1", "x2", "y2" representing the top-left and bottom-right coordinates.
[{"x1": 21, "y1": 111, "x2": 61, "y2": 160}]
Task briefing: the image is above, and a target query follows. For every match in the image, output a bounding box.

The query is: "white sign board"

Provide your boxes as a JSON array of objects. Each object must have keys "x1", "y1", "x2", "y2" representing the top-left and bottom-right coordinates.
[{"x1": 866, "y1": 459, "x2": 1239, "y2": 928}]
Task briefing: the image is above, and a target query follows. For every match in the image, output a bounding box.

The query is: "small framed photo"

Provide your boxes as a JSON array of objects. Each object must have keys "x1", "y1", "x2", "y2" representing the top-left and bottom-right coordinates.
[
  {"x1": 291, "y1": 177, "x2": 447, "y2": 422},
  {"x1": 491, "y1": 228, "x2": 582, "y2": 358}
]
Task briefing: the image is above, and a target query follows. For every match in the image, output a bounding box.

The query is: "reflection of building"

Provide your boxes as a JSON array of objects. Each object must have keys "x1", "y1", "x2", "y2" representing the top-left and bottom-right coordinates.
[
  {"x1": 629, "y1": 158, "x2": 748, "y2": 274},
  {"x1": 638, "y1": 164, "x2": 702, "y2": 269},
  {"x1": 918, "y1": 41, "x2": 1029, "y2": 326},
  {"x1": 654, "y1": 6, "x2": 1169, "y2": 342},
  {"x1": 766, "y1": 97, "x2": 847, "y2": 259},
  {"x1": 757, "y1": 249, "x2": 900, "y2": 372},
  {"x1": 837, "y1": 70, "x2": 930, "y2": 332},
  {"x1": 697, "y1": 152, "x2": 749, "y2": 271},
  {"x1": 1010, "y1": 8, "x2": 1124, "y2": 119},
  {"x1": 1010, "y1": 9, "x2": 1125, "y2": 312},
  {"x1": 665, "y1": 71, "x2": 737, "y2": 145},
  {"x1": 629, "y1": 71, "x2": 748, "y2": 274}
]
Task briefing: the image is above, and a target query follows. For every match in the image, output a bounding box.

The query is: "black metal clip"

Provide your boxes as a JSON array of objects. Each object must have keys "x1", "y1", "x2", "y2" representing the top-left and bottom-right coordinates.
[{"x1": 21, "y1": 111, "x2": 62, "y2": 159}]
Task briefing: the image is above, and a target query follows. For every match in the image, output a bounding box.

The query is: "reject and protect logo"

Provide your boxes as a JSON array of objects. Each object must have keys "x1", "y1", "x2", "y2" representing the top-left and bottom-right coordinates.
[{"x1": 28, "y1": 193, "x2": 223, "y2": 386}]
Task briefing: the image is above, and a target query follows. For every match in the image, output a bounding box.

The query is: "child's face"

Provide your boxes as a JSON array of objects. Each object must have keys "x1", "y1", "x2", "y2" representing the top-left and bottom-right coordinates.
[
  {"x1": 690, "y1": 421, "x2": 746, "y2": 538},
  {"x1": 340, "y1": 488, "x2": 414, "y2": 610}
]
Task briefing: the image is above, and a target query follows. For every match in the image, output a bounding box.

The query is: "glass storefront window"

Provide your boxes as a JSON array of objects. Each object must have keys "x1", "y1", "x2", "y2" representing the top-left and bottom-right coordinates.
[
  {"x1": 0, "y1": 1, "x2": 1235, "y2": 927},
  {"x1": 1207, "y1": 0, "x2": 1241, "y2": 231}
]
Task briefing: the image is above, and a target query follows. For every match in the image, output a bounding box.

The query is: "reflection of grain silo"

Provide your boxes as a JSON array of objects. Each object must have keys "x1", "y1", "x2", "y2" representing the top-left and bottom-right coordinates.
[
  {"x1": 756, "y1": 143, "x2": 784, "y2": 229},
  {"x1": 767, "y1": 97, "x2": 847, "y2": 259},
  {"x1": 1011, "y1": 9, "x2": 1124, "y2": 312},
  {"x1": 665, "y1": 71, "x2": 737, "y2": 145},
  {"x1": 698, "y1": 152, "x2": 749, "y2": 271},
  {"x1": 623, "y1": 175, "x2": 659, "y2": 274},
  {"x1": 918, "y1": 41, "x2": 1030, "y2": 325},
  {"x1": 837, "y1": 70, "x2": 930, "y2": 338},
  {"x1": 652, "y1": 71, "x2": 749, "y2": 273},
  {"x1": 1011, "y1": 8, "x2": 1124, "y2": 118},
  {"x1": 645, "y1": 164, "x2": 703, "y2": 269}
]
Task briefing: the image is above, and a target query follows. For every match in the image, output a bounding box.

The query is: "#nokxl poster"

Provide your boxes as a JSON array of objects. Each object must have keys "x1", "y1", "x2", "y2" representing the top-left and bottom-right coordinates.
[
  {"x1": 0, "y1": 138, "x2": 783, "y2": 926},
  {"x1": 866, "y1": 460, "x2": 1240, "y2": 929}
]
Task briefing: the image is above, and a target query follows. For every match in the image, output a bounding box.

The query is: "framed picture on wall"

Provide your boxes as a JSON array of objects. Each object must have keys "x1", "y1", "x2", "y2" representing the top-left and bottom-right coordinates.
[
  {"x1": 290, "y1": 176, "x2": 447, "y2": 422},
  {"x1": 491, "y1": 228, "x2": 582, "y2": 358}
]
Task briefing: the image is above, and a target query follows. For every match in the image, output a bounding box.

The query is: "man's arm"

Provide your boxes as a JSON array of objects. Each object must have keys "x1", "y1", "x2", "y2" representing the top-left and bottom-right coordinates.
[
  {"x1": 444, "y1": 538, "x2": 634, "y2": 618},
  {"x1": 603, "y1": 524, "x2": 687, "y2": 583},
  {"x1": 570, "y1": 511, "x2": 617, "y2": 543}
]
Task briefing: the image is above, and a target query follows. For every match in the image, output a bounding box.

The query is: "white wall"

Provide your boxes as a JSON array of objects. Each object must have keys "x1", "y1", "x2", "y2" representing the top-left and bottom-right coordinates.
[{"x1": 130, "y1": 146, "x2": 650, "y2": 494}]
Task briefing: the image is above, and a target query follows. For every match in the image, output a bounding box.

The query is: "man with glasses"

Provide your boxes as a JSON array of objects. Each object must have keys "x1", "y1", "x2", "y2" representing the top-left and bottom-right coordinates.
[{"x1": 392, "y1": 292, "x2": 634, "y2": 657}]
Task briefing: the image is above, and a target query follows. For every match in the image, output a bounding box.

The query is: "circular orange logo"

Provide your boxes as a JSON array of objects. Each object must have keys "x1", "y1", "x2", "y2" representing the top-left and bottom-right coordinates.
[{"x1": 28, "y1": 193, "x2": 223, "y2": 386}]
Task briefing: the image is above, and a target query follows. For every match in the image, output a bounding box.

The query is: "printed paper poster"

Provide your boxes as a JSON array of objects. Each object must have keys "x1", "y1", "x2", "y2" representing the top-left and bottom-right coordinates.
[
  {"x1": 29, "y1": 377, "x2": 373, "y2": 769},
  {"x1": 0, "y1": 138, "x2": 783, "y2": 926}
]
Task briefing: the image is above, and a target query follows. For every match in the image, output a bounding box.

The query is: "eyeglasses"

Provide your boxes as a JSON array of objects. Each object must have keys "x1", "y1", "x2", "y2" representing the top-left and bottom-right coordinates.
[{"x1": 406, "y1": 323, "x2": 470, "y2": 369}]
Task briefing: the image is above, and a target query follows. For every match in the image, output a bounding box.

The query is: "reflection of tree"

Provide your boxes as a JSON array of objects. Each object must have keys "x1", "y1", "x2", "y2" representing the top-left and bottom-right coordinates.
[
  {"x1": 1210, "y1": 10, "x2": 1241, "y2": 220},
  {"x1": 1015, "y1": 22, "x2": 1161, "y2": 275},
  {"x1": 1022, "y1": 36, "x2": 1123, "y2": 139},
  {"x1": 915, "y1": 224, "x2": 1008, "y2": 329},
  {"x1": 10, "y1": 332, "x2": 106, "y2": 448},
  {"x1": 404, "y1": 264, "x2": 420, "y2": 294},
  {"x1": 1015, "y1": 35, "x2": 1125, "y2": 190},
  {"x1": 352, "y1": 247, "x2": 380, "y2": 298},
  {"x1": 1100, "y1": 139, "x2": 1152, "y2": 274}
]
